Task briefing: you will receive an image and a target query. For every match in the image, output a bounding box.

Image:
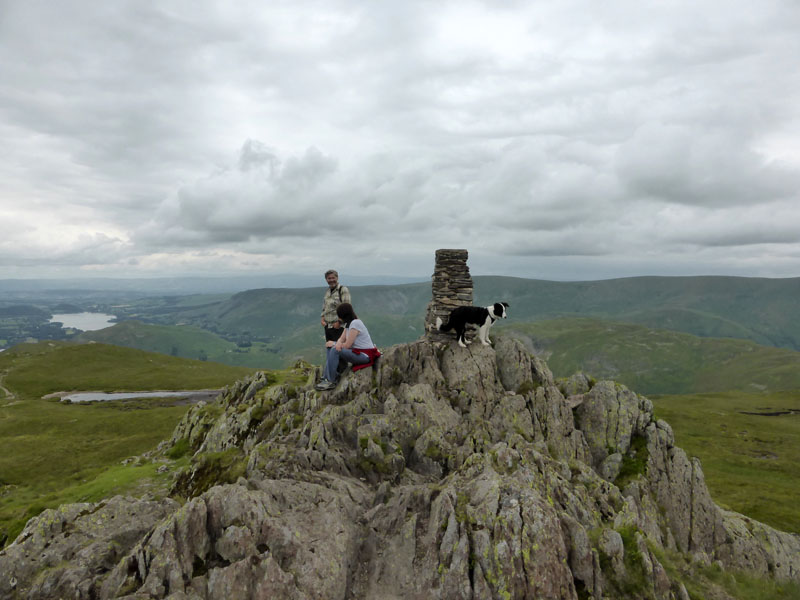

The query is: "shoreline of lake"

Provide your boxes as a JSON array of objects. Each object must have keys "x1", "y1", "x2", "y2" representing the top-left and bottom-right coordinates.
[
  {"x1": 48, "y1": 312, "x2": 116, "y2": 331},
  {"x1": 43, "y1": 389, "x2": 222, "y2": 403}
]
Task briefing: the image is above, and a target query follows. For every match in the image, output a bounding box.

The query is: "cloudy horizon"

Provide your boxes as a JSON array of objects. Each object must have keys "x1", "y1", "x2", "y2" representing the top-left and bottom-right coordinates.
[{"x1": 2, "y1": 0, "x2": 800, "y2": 282}]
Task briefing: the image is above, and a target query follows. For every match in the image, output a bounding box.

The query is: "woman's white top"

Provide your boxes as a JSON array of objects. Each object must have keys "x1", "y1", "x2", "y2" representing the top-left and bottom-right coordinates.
[{"x1": 346, "y1": 319, "x2": 374, "y2": 349}]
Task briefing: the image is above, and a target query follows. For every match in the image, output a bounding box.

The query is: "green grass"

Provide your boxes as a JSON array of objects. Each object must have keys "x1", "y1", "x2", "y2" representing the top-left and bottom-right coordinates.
[
  {"x1": 115, "y1": 275, "x2": 800, "y2": 353},
  {"x1": 0, "y1": 341, "x2": 257, "y2": 547},
  {"x1": 76, "y1": 314, "x2": 422, "y2": 371},
  {"x1": 3, "y1": 340, "x2": 254, "y2": 397},
  {"x1": 80, "y1": 320, "x2": 237, "y2": 363},
  {"x1": 79, "y1": 320, "x2": 322, "y2": 370},
  {"x1": 474, "y1": 274, "x2": 800, "y2": 351},
  {"x1": 651, "y1": 390, "x2": 800, "y2": 534},
  {"x1": 652, "y1": 544, "x2": 800, "y2": 600},
  {"x1": 501, "y1": 318, "x2": 800, "y2": 395},
  {"x1": 614, "y1": 434, "x2": 649, "y2": 489}
]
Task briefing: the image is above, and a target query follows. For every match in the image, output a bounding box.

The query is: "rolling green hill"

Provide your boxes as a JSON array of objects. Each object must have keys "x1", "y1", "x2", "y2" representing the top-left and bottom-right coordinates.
[
  {"x1": 78, "y1": 320, "x2": 236, "y2": 362},
  {"x1": 502, "y1": 318, "x2": 800, "y2": 395},
  {"x1": 0, "y1": 342, "x2": 258, "y2": 545},
  {"x1": 113, "y1": 275, "x2": 800, "y2": 354},
  {"x1": 78, "y1": 320, "x2": 328, "y2": 370},
  {"x1": 88, "y1": 283, "x2": 432, "y2": 369},
  {"x1": 82, "y1": 313, "x2": 800, "y2": 397},
  {"x1": 473, "y1": 275, "x2": 800, "y2": 350},
  {"x1": 2, "y1": 341, "x2": 255, "y2": 397},
  {"x1": 159, "y1": 283, "x2": 432, "y2": 342}
]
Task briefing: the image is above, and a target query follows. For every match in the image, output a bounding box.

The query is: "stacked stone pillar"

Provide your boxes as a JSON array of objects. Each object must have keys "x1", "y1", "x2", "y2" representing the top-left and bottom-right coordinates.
[{"x1": 424, "y1": 249, "x2": 474, "y2": 342}]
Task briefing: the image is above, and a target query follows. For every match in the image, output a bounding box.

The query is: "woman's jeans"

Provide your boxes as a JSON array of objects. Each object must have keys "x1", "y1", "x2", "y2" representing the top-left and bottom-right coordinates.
[{"x1": 323, "y1": 347, "x2": 369, "y2": 382}]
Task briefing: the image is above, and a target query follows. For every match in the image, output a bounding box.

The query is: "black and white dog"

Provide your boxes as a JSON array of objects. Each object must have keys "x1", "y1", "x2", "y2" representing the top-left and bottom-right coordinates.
[{"x1": 435, "y1": 302, "x2": 509, "y2": 347}]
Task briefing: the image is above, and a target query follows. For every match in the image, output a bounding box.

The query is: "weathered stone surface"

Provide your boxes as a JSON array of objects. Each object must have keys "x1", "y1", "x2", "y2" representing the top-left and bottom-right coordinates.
[
  {"x1": 599, "y1": 529, "x2": 625, "y2": 577},
  {"x1": 645, "y1": 421, "x2": 728, "y2": 556},
  {"x1": 561, "y1": 514, "x2": 595, "y2": 590},
  {"x1": 0, "y1": 496, "x2": 177, "y2": 600},
  {"x1": 574, "y1": 380, "x2": 653, "y2": 469},
  {"x1": 559, "y1": 372, "x2": 592, "y2": 396},
  {"x1": 3, "y1": 330, "x2": 799, "y2": 599},
  {"x1": 99, "y1": 479, "x2": 366, "y2": 600},
  {"x1": 599, "y1": 452, "x2": 624, "y2": 482},
  {"x1": 716, "y1": 510, "x2": 800, "y2": 581}
]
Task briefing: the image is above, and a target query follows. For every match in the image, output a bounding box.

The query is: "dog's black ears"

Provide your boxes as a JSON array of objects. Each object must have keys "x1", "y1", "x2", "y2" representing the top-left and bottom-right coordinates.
[{"x1": 501, "y1": 302, "x2": 509, "y2": 307}]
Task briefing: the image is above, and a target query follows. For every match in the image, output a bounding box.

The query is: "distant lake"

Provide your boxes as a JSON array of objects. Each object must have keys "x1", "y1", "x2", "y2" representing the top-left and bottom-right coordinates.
[
  {"x1": 62, "y1": 390, "x2": 220, "y2": 403},
  {"x1": 49, "y1": 312, "x2": 116, "y2": 331}
]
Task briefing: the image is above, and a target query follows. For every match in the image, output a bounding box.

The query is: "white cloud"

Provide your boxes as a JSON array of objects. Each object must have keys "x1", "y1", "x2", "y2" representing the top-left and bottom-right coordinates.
[{"x1": 2, "y1": 0, "x2": 800, "y2": 279}]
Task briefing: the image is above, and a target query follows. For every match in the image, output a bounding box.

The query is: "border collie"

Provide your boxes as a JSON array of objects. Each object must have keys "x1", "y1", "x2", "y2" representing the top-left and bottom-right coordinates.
[{"x1": 435, "y1": 302, "x2": 509, "y2": 347}]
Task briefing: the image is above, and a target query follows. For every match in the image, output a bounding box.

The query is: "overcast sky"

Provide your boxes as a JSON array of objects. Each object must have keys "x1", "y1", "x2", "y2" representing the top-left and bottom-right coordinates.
[{"x1": 2, "y1": 0, "x2": 800, "y2": 282}]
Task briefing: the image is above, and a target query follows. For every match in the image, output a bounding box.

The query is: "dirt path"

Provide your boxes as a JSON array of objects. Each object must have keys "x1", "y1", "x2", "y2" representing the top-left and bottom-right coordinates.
[{"x1": 0, "y1": 370, "x2": 15, "y2": 401}]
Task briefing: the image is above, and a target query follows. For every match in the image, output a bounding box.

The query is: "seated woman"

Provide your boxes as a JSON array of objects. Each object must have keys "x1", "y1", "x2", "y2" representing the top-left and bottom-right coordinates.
[{"x1": 315, "y1": 303, "x2": 380, "y2": 390}]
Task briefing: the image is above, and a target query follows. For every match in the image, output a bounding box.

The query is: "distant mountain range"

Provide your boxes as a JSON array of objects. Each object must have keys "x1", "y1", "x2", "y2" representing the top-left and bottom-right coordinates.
[
  {"x1": 72, "y1": 274, "x2": 800, "y2": 394},
  {"x1": 0, "y1": 274, "x2": 429, "y2": 295},
  {"x1": 473, "y1": 275, "x2": 800, "y2": 351},
  {"x1": 501, "y1": 317, "x2": 800, "y2": 395},
  {"x1": 106, "y1": 274, "x2": 800, "y2": 348},
  {"x1": 5, "y1": 274, "x2": 800, "y2": 349}
]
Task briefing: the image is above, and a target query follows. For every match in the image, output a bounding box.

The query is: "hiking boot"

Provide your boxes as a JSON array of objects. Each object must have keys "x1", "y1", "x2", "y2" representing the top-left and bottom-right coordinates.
[{"x1": 315, "y1": 379, "x2": 336, "y2": 391}]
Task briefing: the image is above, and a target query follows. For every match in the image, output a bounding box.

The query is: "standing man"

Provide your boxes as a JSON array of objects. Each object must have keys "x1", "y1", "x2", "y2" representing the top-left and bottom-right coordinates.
[{"x1": 321, "y1": 269, "x2": 351, "y2": 344}]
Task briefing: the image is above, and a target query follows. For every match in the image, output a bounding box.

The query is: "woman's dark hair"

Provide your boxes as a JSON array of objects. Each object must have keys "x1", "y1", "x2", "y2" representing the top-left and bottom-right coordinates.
[{"x1": 336, "y1": 302, "x2": 357, "y2": 325}]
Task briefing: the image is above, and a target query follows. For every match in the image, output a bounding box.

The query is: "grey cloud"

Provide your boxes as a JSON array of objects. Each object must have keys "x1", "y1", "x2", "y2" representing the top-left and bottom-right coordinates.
[
  {"x1": 693, "y1": 231, "x2": 800, "y2": 248},
  {"x1": 0, "y1": 233, "x2": 129, "y2": 267},
  {"x1": 3, "y1": 0, "x2": 800, "y2": 279},
  {"x1": 501, "y1": 239, "x2": 609, "y2": 258},
  {"x1": 663, "y1": 206, "x2": 800, "y2": 248},
  {"x1": 136, "y1": 142, "x2": 346, "y2": 246},
  {"x1": 615, "y1": 122, "x2": 799, "y2": 207}
]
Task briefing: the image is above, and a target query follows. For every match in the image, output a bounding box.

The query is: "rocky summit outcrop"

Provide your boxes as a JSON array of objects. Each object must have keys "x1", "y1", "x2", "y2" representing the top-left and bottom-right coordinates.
[{"x1": 2, "y1": 337, "x2": 799, "y2": 599}]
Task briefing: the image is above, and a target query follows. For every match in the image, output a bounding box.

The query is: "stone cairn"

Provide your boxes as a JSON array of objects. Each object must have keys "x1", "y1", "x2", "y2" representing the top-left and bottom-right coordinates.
[{"x1": 424, "y1": 249, "x2": 474, "y2": 342}]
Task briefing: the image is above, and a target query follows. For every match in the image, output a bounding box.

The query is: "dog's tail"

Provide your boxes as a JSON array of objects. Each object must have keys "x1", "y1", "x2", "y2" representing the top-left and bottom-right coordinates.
[{"x1": 435, "y1": 316, "x2": 452, "y2": 332}]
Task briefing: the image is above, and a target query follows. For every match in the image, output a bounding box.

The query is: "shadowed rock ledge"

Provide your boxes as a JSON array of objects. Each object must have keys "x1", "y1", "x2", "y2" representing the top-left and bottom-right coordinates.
[{"x1": 1, "y1": 337, "x2": 798, "y2": 599}]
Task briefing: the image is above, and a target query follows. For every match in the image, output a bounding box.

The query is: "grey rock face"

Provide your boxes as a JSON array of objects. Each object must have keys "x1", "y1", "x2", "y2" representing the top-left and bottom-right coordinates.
[
  {"x1": 100, "y1": 479, "x2": 366, "y2": 599},
  {"x1": 645, "y1": 421, "x2": 728, "y2": 555},
  {"x1": 599, "y1": 453, "x2": 624, "y2": 482},
  {"x1": 574, "y1": 380, "x2": 653, "y2": 469},
  {"x1": 559, "y1": 372, "x2": 592, "y2": 397},
  {"x1": 717, "y1": 510, "x2": 800, "y2": 580},
  {"x1": 3, "y1": 336, "x2": 799, "y2": 599},
  {"x1": 0, "y1": 496, "x2": 177, "y2": 600}
]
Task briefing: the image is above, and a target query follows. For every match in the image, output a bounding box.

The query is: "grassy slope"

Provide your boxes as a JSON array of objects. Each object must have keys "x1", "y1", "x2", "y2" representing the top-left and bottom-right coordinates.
[
  {"x1": 501, "y1": 318, "x2": 800, "y2": 395},
  {"x1": 474, "y1": 275, "x2": 800, "y2": 350},
  {"x1": 80, "y1": 319, "x2": 308, "y2": 370},
  {"x1": 80, "y1": 311, "x2": 426, "y2": 371},
  {"x1": 173, "y1": 275, "x2": 800, "y2": 352},
  {"x1": 93, "y1": 276, "x2": 800, "y2": 375},
  {"x1": 0, "y1": 342, "x2": 256, "y2": 546},
  {"x1": 168, "y1": 283, "x2": 432, "y2": 341},
  {"x1": 4, "y1": 341, "x2": 254, "y2": 396},
  {"x1": 79, "y1": 320, "x2": 237, "y2": 363},
  {"x1": 652, "y1": 390, "x2": 800, "y2": 534}
]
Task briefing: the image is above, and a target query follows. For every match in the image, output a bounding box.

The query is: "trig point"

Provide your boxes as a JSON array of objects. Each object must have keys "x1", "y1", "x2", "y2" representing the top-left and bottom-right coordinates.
[{"x1": 424, "y1": 249, "x2": 473, "y2": 342}]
